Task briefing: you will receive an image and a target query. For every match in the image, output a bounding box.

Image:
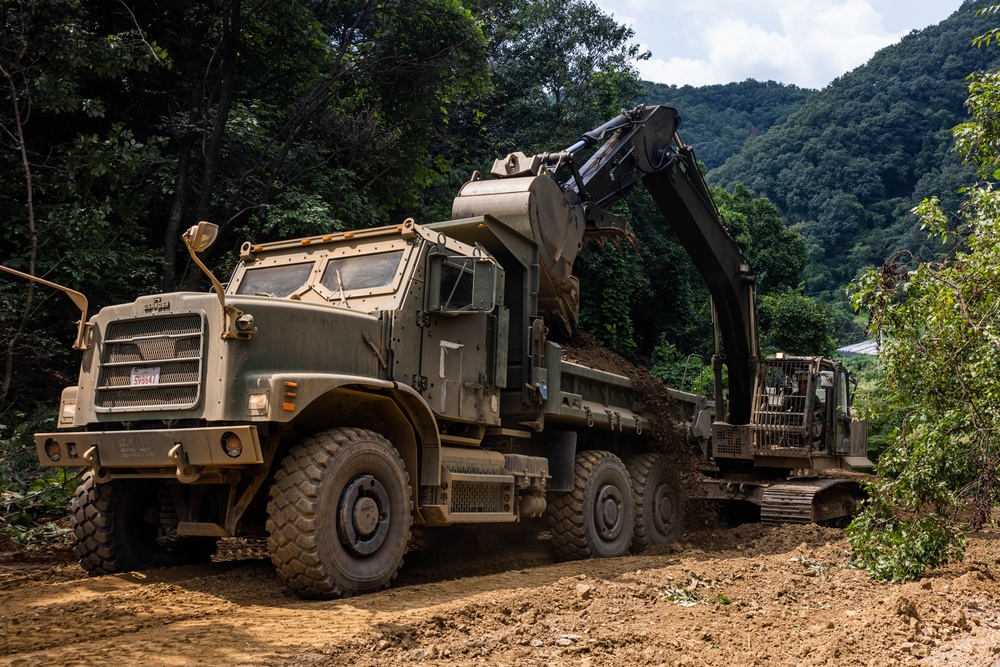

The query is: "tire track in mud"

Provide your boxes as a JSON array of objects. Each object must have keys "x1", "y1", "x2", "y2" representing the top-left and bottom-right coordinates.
[
  {"x1": 0, "y1": 547, "x2": 643, "y2": 667},
  {"x1": 3, "y1": 524, "x2": 1000, "y2": 667}
]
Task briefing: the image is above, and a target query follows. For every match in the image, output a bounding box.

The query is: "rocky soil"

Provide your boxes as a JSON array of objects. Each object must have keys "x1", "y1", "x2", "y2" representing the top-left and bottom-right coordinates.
[{"x1": 1, "y1": 520, "x2": 999, "y2": 667}]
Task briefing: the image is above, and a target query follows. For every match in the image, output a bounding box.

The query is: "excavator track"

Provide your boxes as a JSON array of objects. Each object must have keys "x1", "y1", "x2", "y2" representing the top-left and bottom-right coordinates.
[{"x1": 760, "y1": 478, "x2": 862, "y2": 525}]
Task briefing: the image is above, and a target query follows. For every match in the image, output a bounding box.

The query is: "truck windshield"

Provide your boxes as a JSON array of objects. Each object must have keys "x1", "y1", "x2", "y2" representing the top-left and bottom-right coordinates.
[
  {"x1": 236, "y1": 263, "x2": 314, "y2": 298},
  {"x1": 319, "y1": 251, "x2": 403, "y2": 293}
]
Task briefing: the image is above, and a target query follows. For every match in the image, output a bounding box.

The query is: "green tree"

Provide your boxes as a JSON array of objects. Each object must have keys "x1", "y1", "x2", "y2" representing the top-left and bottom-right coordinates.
[
  {"x1": 0, "y1": 0, "x2": 165, "y2": 411},
  {"x1": 757, "y1": 292, "x2": 835, "y2": 356},
  {"x1": 847, "y1": 10, "x2": 1000, "y2": 579},
  {"x1": 715, "y1": 184, "x2": 806, "y2": 295},
  {"x1": 487, "y1": 0, "x2": 648, "y2": 154}
]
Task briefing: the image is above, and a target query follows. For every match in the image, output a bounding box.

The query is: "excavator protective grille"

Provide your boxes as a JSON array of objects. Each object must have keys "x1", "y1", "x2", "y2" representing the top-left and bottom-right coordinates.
[
  {"x1": 713, "y1": 423, "x2": 751, "y2": 458},
  {"x1": 95, "y1": 313, "x2": 205, "y2": 412},
  {"x1": 750, "y1": 358, "x2": 812, "y2": 452}
]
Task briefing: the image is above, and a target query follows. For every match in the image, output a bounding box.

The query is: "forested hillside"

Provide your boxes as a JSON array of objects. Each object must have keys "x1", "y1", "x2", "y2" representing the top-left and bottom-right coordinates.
[
  {"x1": 712, "y1": 0, "x2": 1000, "y2": 292},
  {"x1": 639, "y1": 79, "x2": 813, "y2": 170}
]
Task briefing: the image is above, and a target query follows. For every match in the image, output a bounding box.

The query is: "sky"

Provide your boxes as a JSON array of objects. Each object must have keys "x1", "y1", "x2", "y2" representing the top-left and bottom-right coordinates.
[{"x1": 594, "y1": 0, "x2": 968, "y2": 90}]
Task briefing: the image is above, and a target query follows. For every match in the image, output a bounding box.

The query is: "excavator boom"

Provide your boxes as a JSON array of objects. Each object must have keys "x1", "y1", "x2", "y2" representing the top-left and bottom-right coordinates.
[{"x1": 454, "y1": 104, "x2": 759, "y2": 423}]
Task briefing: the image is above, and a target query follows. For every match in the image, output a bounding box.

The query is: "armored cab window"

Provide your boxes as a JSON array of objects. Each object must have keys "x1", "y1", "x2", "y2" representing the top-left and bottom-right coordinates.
[
  {"x1": 427, "y1": 253, "x2": 499, "y2": 314},
  {"x1": 319, "y1": 250, "x2": 403, "y2": 294},
  {"x1": 236, "y1": 263, "x2": 314, "y2": 298},
  {"x1": 439, "y1": 258, "x2": 474, "y2": 310}
]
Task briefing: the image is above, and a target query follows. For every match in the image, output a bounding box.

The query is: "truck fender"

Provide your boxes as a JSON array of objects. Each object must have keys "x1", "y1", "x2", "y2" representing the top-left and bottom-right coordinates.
[{"x1": 259, "y1": 374, "x2": 442, "y2": 492}]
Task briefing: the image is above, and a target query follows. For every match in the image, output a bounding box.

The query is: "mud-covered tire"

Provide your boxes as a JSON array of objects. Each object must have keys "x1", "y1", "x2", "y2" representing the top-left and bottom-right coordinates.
[
  {"x1": 266, "y1": 428, "x2": 412, "y2": 599},
  {"x1": 547, "y1": 450, "x2": 634, "y2": 560},
  {"x1": 626, "y1": 453, "x2": 683, "y2": 550},
  {"x1": 71, "y1": 472, "x2": 216, "y2": 575},
  {"x1": 407, "y1": 526, "x2": 438, "y2": 553}
]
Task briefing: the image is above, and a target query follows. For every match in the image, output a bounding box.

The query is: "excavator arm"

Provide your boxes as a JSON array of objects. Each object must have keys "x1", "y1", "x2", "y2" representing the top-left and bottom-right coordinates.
[{"x1": 452, "y1": 105, "x2": 759, "y2": 423}]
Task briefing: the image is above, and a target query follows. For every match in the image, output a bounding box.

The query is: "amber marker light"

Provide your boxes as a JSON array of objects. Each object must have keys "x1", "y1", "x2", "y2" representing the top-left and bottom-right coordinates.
[
  {"x1": 222, "y1": 432, "x2": 243, "y2": 458},
  {"x1": 44, "y1": 439, "x2": 61, "y2": 462},
  {"x1": 282, "y1": 381, "x2": 298, "y2": 411}
]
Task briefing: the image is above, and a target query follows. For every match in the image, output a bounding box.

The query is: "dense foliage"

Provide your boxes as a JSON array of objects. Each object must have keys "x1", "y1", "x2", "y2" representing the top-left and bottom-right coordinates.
[
  {"x1": 847, "y1": 8, "x2": 1000, "y2": 580},
  {"x1": 712, "y1": 1, "x2": 1000, "y2": 294},
  {"x1": 640, "y1": 80, "x2": 813, "y2": 170}
]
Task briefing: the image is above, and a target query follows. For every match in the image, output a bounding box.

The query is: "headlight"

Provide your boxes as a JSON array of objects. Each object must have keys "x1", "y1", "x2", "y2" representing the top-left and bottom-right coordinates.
[
  {"x1": 247, "y1": 392, "x2": 269, "y2": 416},
  {"x1": 44, "y1": 438, "x2": 62, "y2": 462},
  {"x1": 58, "y1": 387, "x2": 79, "y2": 428}
]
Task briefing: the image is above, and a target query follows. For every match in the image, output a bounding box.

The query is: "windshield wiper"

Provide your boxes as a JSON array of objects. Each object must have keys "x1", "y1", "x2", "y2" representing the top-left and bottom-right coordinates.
[{"x1": 334, "y1": 269, "x2": 351, "y2": 308}]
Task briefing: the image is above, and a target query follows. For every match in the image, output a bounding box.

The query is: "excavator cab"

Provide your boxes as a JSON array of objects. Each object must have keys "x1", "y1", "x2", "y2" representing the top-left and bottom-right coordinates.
[{"x1": 748, "y1": 355, "x2": 870, "y2": 470}]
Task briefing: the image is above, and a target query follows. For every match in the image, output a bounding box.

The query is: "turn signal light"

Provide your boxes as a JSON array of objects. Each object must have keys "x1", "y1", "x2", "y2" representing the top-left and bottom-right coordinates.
[
  {"x1": 44, "y1": 439, "x2": 61, "y2": 462},
  {"x1": 222, "y1": 432, "x2": 243, "y2": 458}
]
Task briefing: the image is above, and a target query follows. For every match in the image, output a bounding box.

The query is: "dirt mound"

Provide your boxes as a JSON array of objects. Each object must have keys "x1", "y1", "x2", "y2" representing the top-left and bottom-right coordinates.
[{"x1": 561, "y1": 331, "x2": 689, "y2": 455}]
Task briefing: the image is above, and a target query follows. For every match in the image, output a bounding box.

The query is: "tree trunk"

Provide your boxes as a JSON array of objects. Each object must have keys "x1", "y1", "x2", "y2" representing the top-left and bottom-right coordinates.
[{"x1": 0, "y1": 62, "x2": 37, "y2": 406}]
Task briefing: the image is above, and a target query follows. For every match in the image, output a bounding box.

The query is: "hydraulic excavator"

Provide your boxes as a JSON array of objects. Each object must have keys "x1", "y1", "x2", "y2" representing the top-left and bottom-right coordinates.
[{"x1": 453, "y1": 104, "x2": 872, "y2": 523}]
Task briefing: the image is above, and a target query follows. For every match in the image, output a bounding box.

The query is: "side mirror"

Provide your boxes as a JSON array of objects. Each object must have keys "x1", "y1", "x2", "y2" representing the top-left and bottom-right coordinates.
[{"x1": 183, "y1": 221, "x2": 219, "y2": 253}]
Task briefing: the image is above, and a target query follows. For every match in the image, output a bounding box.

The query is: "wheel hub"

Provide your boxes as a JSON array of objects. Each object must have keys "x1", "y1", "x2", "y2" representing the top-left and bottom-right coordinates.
[
  {"x1": 353, "y1": 496, "x2": 379, "y2": 536},
  {"x1": 595, "y1": 483, "x2": 624, "y2": 540},
  {"x1": 338, "y1": 475, "x2": 390, "y2": 556},
  {"x1": 651, "y1": 482, "x2": 675, "y2": 535}
]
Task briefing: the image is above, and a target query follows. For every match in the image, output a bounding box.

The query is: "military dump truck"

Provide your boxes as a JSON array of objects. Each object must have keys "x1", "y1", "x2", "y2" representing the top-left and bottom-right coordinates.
[{"x1": 17, "y1": 104, "x2": 869, "y2": 599}]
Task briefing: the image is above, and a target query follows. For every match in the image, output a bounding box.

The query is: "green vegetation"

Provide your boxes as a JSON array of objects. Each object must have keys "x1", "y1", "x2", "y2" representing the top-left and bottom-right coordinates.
[
  {"x1": 640, "y1": 80, "x2": 813, "y2": 170},
  {"x1": 711, "y1": 1, "x2": 1000, "y2": 294},
  {"x1": 846, "y1": 6, "x2": 1000, "y2": 581}
]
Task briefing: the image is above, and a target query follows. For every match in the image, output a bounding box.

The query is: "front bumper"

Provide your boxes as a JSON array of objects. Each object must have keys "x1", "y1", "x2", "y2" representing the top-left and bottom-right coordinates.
[{"x1": 35, "y1": 425, "x2": 263, "y2": 482}]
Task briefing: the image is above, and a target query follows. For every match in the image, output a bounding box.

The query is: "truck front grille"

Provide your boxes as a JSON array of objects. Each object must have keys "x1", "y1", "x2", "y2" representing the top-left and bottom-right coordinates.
[{"x1": 95, "y1": 312, "x2": 206, "y2": 412}]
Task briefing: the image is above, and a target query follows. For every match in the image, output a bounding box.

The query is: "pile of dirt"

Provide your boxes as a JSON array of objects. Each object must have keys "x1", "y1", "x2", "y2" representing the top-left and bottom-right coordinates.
[{"x1": 561, "y1": 331, "x2": 697, "y2": 488}]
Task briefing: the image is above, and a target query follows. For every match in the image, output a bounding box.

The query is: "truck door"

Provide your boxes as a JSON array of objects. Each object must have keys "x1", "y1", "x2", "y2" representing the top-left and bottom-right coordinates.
[{"x1": 420, "y1": 251, "x2": 506, "y2": 425}]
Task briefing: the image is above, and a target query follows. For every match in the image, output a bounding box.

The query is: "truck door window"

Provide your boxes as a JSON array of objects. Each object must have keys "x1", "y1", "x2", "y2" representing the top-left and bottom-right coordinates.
[
  {"x1": 439, "y1": 258, "x2": 475, "y2": 310},
  {"x1": 236, "y1": 263, "x2": 314, "y2": 298},
  {"x1": 839, "y1": 370, "x2": 849, "y2": 413},
  {"x1": 427, "y1": 253, "x2": 499, "y2": 313},
  {"x1": 319, "y1": 250, "x2": 404, "y2": 294}
]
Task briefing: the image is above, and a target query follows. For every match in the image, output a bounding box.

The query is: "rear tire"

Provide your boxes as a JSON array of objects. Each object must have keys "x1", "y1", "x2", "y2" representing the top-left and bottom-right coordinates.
[
  {"x1": 72, "y1": 472, "x2": 216, "y2": 575},
  {"x1": 626, "y1": 453, "x2": 683, "y2": 550},
  {"x1": 266, "y1": 428, "x2": 412, "y2": 599},
  {"x1": 547, "y1": 450, "x2": 634, "y2": 560}
]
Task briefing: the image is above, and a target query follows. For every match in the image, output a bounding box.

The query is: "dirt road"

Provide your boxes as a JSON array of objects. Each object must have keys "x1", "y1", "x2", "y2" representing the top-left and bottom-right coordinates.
[{"x1": 1, "y1": 522, "x2": 998, "y2": 667}]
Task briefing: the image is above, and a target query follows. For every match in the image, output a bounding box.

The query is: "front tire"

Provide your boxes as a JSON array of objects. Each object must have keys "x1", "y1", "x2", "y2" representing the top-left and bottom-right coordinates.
[
  {"x1": 71, "y1": 472, "x2": 216, "y2": 575},
  {"x1": 547, "y1": 450, "x2": 634, "y2": 559},
  {"x1": 626, "y1": 453, "x2": 683, "y2": 550},
  {"x1": 266, "y1": 428, "x2": 412, "y2": 599}
]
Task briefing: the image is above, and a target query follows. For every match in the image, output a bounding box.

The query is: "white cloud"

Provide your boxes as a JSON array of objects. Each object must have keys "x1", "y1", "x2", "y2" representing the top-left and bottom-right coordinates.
[{"x1": 617, "y1": 0, "x2": 910, "y2": 89}]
